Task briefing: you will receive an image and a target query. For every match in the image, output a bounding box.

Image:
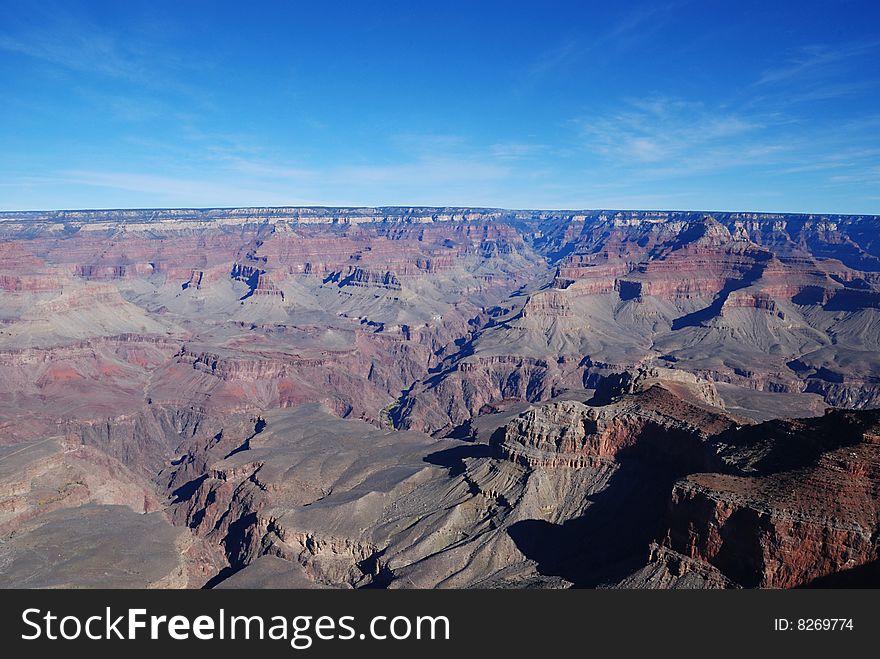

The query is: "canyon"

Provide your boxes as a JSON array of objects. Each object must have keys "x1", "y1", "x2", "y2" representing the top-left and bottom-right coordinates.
[{"x1": 0, "y1": 206, "x2": 878, "y2": 588}]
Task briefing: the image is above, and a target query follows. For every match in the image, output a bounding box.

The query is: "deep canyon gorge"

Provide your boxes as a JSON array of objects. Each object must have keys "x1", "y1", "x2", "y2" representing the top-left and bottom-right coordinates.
[{"x1": 0, "y1": 206, "x2": 878, "y2": 589}]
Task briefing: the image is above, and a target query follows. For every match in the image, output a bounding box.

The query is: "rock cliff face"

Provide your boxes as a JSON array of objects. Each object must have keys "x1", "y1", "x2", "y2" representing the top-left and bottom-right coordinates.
[
  {"x1": 663, "y1": 409, "x2": 880, "y2": 588},
  {"x1": 1, "y1": 206, "x2": 879, "y2": 588},
  {"x1": 486, "y1": 386, "x2": 880, "y2": 589},
  {"x1": 497, "y1": 384, "x2": 732, "y2": 469}
]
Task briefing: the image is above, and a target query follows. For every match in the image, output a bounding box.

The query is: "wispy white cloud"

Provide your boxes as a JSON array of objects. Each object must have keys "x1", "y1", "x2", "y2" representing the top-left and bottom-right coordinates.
[
  {"x1": 49, "y1": 143, "x2": 520, "y2": 208},
  {"x1": 58, "y1": 170, "x2": 306, "y2": 207},
  {"x1": 525, "y1": 39, "x2": 582, "y2": 83},
  {"x1": 487, "y1": 142, "x2": 546, "y2": 160},
  {"x1": 827, "y1": 165, "x2": 880, "y2": 185},
  {"x1": 757, "y1": 41, "x2": 880, "y2": 86},
  {"x1": 786, "y1": 79, "x2": 880, "y2": 103},
  {"x1": 0, "y1": 4, "x2": 208, "y2": 100},
  {"x1": 563, "y1": 83, "x2": 880, "y2": 213},
  {"x1": 520, "y1": 2, "x2": 685, "y2": 88},
  {"x1": 598, "y1": 2, "x2": 684, "y2": 50},
  {"x1": 0, "y1": 20, "x2": 130, "y2": 78},
  {"x1": 577, "y1": 96, "x2": 765, "y2": 170},
  {"x1": 388, "y1": 133, "x2": 469, "y2": 154}
]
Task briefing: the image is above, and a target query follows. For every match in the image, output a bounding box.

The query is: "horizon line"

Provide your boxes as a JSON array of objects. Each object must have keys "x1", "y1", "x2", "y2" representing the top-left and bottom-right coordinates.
[{"x1": 1, "y1": 204, "x2": 879, "y2": 218}]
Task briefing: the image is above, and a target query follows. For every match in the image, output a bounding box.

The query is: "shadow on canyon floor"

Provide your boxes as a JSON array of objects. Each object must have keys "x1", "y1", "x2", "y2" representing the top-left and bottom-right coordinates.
[
  {"x1": 507, "y1": 458, "x2": 680, "y2": 588},
  {"x1": 671, "y1": 258, "x2": 768, "y2": 330},
  {"x1": 801, "y1": 559, "x2": 880, "y2": 588},
  {"x1": 423, "y1": 443, "x2": 494, "y2": 477}
]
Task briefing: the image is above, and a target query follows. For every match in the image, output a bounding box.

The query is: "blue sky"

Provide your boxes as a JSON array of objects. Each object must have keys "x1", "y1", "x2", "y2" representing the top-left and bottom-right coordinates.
[{"x1": 1, "y1": 0, "x2": 879, "y2": 212}]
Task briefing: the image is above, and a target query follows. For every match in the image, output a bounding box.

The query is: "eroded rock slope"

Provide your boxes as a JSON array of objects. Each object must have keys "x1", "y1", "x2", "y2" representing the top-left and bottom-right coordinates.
[{"x1": 0, "y1": 206, "x2": 878, "y2": 588}]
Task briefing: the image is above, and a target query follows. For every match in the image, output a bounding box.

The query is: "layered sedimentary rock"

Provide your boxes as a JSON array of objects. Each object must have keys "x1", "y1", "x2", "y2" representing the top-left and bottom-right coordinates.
[
  {"x1": 611, "y1": 543, "x2": 738, "y2": 589},
  {"x1": 497, "y1": 384, "x2": 732, "y2": 469},
  {"x1": 0, "y1": 206, "x2": 879, "y2": 588},
  {"x1": 166, "y1": 404, "x2": 535, "y2": 588},
  {"x1": 663, "y1": 409, "x2": 880, "y2": 588}
]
